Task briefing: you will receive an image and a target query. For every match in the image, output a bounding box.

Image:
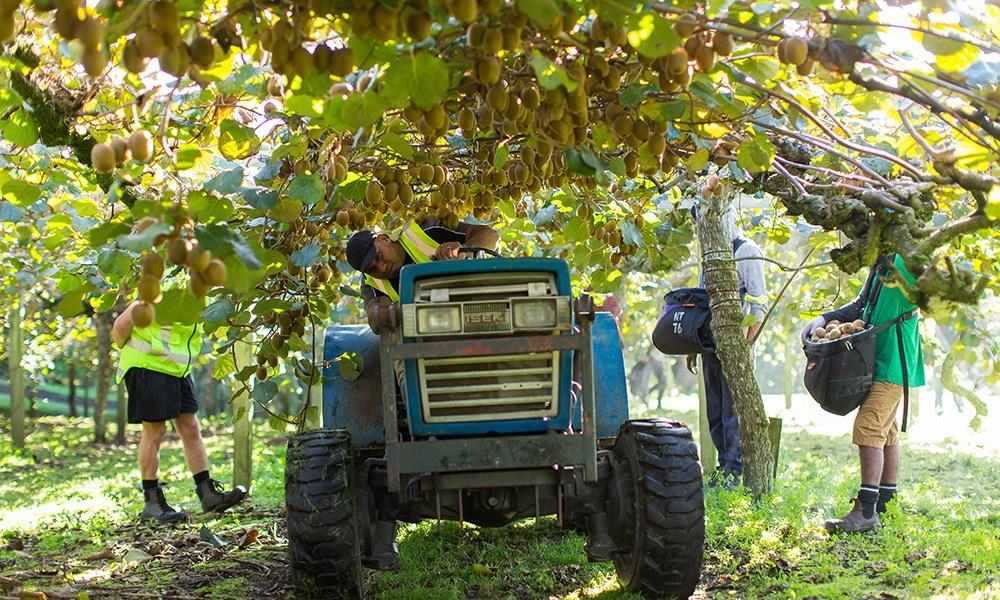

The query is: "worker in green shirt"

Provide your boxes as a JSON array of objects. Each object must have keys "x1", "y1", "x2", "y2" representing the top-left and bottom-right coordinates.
[{"x1": 802, "y1": 254, "x2": 925, "y2": 533}]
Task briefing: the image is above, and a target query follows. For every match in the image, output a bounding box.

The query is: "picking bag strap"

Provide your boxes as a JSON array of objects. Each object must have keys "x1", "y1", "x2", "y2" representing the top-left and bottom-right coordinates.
[{"x1": 896, "y1": 319, "x2": 909, "y2": 433}]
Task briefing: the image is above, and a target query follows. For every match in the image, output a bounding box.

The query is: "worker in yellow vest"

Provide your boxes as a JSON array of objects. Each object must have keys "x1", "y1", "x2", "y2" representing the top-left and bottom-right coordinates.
[
  {"x1": 346, "y1": 219, "x2": 499, "y2": 332},
  {"x1": 112, "y1": 299, "x2": 247, "y2": 523}
]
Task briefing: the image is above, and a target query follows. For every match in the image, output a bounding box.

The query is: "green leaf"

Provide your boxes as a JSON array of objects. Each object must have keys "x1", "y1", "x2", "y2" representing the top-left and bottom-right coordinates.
[
  {"x1": 516, "y1": 0, "x2": 560, "y2": 28},
  {"x1": 188, "y1": 191, "x2": 234, "y2": 224},
  {"x1": 733, "y1": 56, "x2": 780, "y2": 83},
  {"x1": 626, "y1": 13, "x2": 680, "y2": 58},
  {"x1": 736, "y1": 133, "x2": 776, "y2": 173},
  {"x1": 175, "y1": 144, "x2": 204, "y2": 170},
  {"x1": 88, "y1": 221, "x2": 130, "y2": 247},
  {"x1": 494, "y1": 144, "x2": 510, "y2": 170},
  {"x1": 203, "y1": 298, "x2": 235, "y2": 323},
  {"x1": 268, "y1": 414, "x2": 288, "y2": 432},
  {"x1": 0, "y1": 200, "x2": 25, "y2": 222},
  {"x1": 195, "y1": 224, "x2": 263, "y2": 270},
  {"x1": 2, "y1": 110, "x2": 38, "y2": 147},
  {"x1": 528, "y1": 51, "x2": 578, "y2": 92},
  {"x1": 218, "y1": 120, "x2": 261, "y2": 160},
  {"x1": 97, "y1": 248, "x2": 131, "y2": 279},
  {"x1": 57, "y1": 290, "x2": 85, "y2": 317},
  {"x1": 565, "y1": 148, "x2": 597, "y2": 176},
  {"x1": 986, "y1": 187, "x2": 1000, "y2": 220},
  {"x1": 252, "y1": 379, "x2": 278, "y2": 403},
  {"x1": 382, "y1": 130, "x2": 415, "y2": 159},
  {"x1": 205, "y1": 168, "x2": 244, "y2": 195},
  {"x1": 659, "y1": 99, "x2": 688, "y2": 120},
  {"x1": 285, "y1": 94, "x2": 324, "y2": 118},
  {"x1": 223, "y1": 254, "x2": 267, "y2": 294},
  {"x1": 687, "y1": 148, "x2": 710, "y2": 172},
  {"x1": 157, "y1": 287, "x2": 203, "y2": 325},
  {"x1": 287, "y1": 174, "x2": 326, "y2": 206},
  {"x1": 213, "y1": 354, "x2": 236, "y2": 379},
  {"x1": 565, "y1": 216, "x2": 587, "y2": 242},
  {"x1": 117, "y1": 223, "x2": 172, "y2": 251},
  {"x1": 291, "y1": 242, "x2": 322, "y2": 268},
  {"x1": 381, "y1": 52, "x2": 450, "y2": 110},
  {"x1": 338, "y1": 351, "x2": 363, "y2": 381},
  {"x1": 619, "y1": 84, "x2": 657, "y2": 107},
  {"x1": 3, "y1": 179, "x2": 41, "y2": 207}
]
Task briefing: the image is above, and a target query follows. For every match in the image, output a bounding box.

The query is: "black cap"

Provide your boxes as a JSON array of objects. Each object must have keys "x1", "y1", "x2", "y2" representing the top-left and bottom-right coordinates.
[{"x1": 346, "y1": 230, "x2": 377, "y2": 273}]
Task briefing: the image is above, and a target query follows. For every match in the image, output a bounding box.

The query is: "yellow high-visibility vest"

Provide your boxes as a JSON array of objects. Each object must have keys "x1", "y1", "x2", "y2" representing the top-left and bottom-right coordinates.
[
  {"x1": 363, "y1": 220, "x2": 440, "y2": 301},
  {"x1": 116, "y1": 317, "x2": 202, "y2": 383}
]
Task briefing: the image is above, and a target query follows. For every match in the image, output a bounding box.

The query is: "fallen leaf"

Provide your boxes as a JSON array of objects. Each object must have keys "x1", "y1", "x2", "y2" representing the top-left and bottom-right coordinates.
[
  {"x1": 83, "y1": 548, "x2": 114, "y2": 561},
  {"x1": 237, "y1": 528, "x2": 259, "y2": 549},
  {"x1": 122, "y1": 548, "x2": 153, "y2": 564},
  {"x1": 199, "y1": 525, "x2": 227, "y2": 548},
  {"x1": 470, "y1": 563, "x2": 490, "y2": 576},
  {"x1": 20, "y1": 591, "x2": 47, "y2": 600},
  {"x1": 0, "y1": 576, "x2": 18, "y2": 591}
]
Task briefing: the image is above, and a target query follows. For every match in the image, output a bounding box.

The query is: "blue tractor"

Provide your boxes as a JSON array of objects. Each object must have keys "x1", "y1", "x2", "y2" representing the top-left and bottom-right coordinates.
[{"x1": 284, "y1": 251, "x2": 705, "y2": 599}]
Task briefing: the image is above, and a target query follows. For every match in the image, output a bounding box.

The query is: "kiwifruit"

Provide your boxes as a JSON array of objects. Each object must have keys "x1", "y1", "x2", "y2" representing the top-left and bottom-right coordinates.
[
  {"x1": 204, "y1": 259, "x2": 227, "y2": 286},
  {"x1": 777, "y1": 38, "x2": 789, "y2": 63},
  {"x1": 851, "y1": 319, "x2": 865, "y2": 330},
  {"x1": 647, "y1": 134, "x2": 666, "y2": 156},
  {"x1": 450, "y1": 0, "x2": 477, "y2": 23},
  {"x1": 608, "y1": 24, "x2": 627, "y2": 48},
  {"x1": 486, "y1": 82, "x2": 509, "y2": 112},
  {"x1": 371, "y1": 3, "x2": 398, "y2": 40},
  {"x1": 109, "y1": 137, "x2": 130, "y2": 165},
  {"x1": 315, "y1": 264, "x2": 333, "y2": 283},
  {"x1": 135, "y1": 28, "x2": 164, "y2": 58},
  {"x1": 365, "y1": 180, "x2": 384, "y2": 204},
  {"x1": 158, "y1": 43, "x2": 190, "y2": 77},
  {"x1": 82, "y1": 48, "x2": 107, "y2": 77},
  {"x1": 695, "y1": 44, "x2": 715, "y2": 72},
  {"x1": 0, "y1": 13, "x2": 15, "y2": 42},
  {"x1": 148, "y1": 1, "x2": 178, "y2": 33},
  {"x1": 482, "y1": 27, "x2": 502, "y2": 55},
  {"x1": 188, "y1": 244, "x2": 211, "y2": 272},
  {"x1": 137, "y1": 274, "x2": 161, "y2": 303},
  {"x1": 256, "y1": 366, "x2": 268, "y2": 381},
  {"x1": 425, "y1": 104, "x2": 447, "y2": 130},
  {"x1": 667, "y1": 47, "x2": 688, "y2": 75},
  {"x1": 142, "y1": 252, "x2": 165, "y2": 278},
  {"x1": 167, "y1": 238, "x2": 191, "y2": 266},
  {"x1": 188, "y1": 270, "x2": 209, "y2": 297},
  {"x1": 331, "y1": 48, "x2": 355, "y2": 78},
  {"x1": 418, "y1": 163, "x2": 435, "y2": 183},
  {"x1": 785, "y1": 37, "x2": 808, "y2": 65},
  {"x1": 433, "y1": 165, "x2": 446, "y2": 185},
  {"x1": 632, "y1": 119, "x2": 650, "y2": 142},
  {"x1": 122, "y1": 42, "x2": 146, "y2": 74},
  {"x1": 826, "y1": 328, "x2": 842, "y2": 340},
  {"x1": 129, "y1": 130, "x2": 154, "y2": 162},
  {"x1": 476, "y1": 56, "x2": 501, "y2": 85},
  {"x1": 796, "y1": 58, "x2": 815, "y2": 76},
  {"x1": 466, "y1": 22, "x2": 486, "y2": 48},
  {"x1": 336, "y1": 209, "x2": 350, "y2": 227},
  {"x1": 291, "y1": 46, "x2": 315, "y2": 77},
  {"x1": 675, "y1": 13, "x2": 698, "y2": 38},
  {"x1": 684, "y1": 33, "x2": 703, "y2": 57},
  {"x1": 76, "y1": 16, "x2": 103, "y2": 48},
  {"x1": 131, "y1": 302, "x2": 155, "y2": 327},
  {"x1": 612, "y1": 114, "x2": 634, "y2": 138},
  {"x1": 398, "y1": 181, "x2": 414, "y2": 204},
  {"x1": 713, "y1": 31, "x2": 734, "y2": 56},
  {"x1": 501, "y1": 25, "x2": 521, "y2": 51},
  {"x1": 405, "y1": 9, "x2": 431, "y2": 40},
  {"x1": 91, "y1": 142, "x2": 116, "y2": 173},
  {"x1": 189, "y1": 36, "x2": 216, "y2": 69},
  {"x1": 459, "y1": 108, "x2": 476, "y2": 134}
]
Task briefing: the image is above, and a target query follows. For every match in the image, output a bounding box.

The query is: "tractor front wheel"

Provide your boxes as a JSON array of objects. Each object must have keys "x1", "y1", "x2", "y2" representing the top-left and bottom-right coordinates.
[
  {"x1": 607, "y1": 419, "x2": 705, "y2": 599},
  {"x1": 285, "y1": 429, "x2": 365, "y2": 599}
]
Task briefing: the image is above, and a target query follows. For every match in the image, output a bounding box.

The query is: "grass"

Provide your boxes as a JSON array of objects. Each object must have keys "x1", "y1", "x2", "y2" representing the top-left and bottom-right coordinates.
[{"x1": 1, "y1": 413, "x2": 999, "y2": 599}]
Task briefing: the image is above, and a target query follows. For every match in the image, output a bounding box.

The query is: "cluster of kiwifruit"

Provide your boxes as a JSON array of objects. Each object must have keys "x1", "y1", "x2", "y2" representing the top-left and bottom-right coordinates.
[
  {"x1": 777, "y1": 36, "x2": 813, "y2": 74},
  {"x1": 35, "y1": 0, "x2": 111, "y2": 76},
  {"x1": 809, "y1": 319, "x2": 867, "y2": 343},
  {"x1": 165, "y1": 234, "x2": 228, "y2": 298},
  {"x1": 259, "y1": 15, "x2": 355, "y2": 80},
  {"x1": 255, "y1": 305, "x2": 311, "y2": 380},
  {"x1": 121, "y1": 1, "x2": 218, "y2": 79},
  {"x1": 131, "y1": 251, "x2": 164, "y2": 328},
  {"x1": 90, "y1": 130, "x2": 155, "y2": 174}
]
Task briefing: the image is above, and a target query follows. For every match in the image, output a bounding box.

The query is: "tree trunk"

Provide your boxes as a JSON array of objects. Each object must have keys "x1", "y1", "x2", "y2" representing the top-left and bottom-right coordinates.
[
  {"x1": 82, "y1": 376, "x2": 90, "y2": 417},
  {"x1": 115, "y1": 381, "x2": 127, "y2": 445},
  {"x1": 93, "y1": 313, "x2": 114, "y2": 443},
  {"x1": 8, "y1": 300, "x2": 26, "y2": 449},
  {"x1": 696, "y1": 194, "x2": 774, "y2": 497},
  {"x1": 232, "y1": 338, "x2": 254, "y2": 490},
  {"x1": 67, "y1": 351, "x2": 78, "y2": 417}
]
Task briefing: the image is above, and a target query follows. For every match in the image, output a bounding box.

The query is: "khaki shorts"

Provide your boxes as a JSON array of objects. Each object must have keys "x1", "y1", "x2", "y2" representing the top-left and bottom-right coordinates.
[{"x1": 853, "y1": 381, "x2": 902, "y2": 447}]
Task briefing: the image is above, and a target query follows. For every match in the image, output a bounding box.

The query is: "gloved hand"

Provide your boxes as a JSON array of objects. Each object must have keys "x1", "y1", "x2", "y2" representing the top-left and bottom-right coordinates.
[{"x1": 801, "y1": 316, "x2": 826, "y2": 343}]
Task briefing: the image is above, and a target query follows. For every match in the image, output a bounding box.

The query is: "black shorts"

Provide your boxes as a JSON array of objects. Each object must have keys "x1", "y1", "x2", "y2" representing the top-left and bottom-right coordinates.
[{"x1": 124, "y1": 367, "x2": 198, "y2": 424}]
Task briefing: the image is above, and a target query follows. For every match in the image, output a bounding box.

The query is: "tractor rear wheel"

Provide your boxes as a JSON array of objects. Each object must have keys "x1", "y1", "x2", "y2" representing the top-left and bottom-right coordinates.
[
  {"x1": 607, "y1": 419, "x2": 704, "y2": 599},
  {"x1": 285, "y1": 429, "x2": 365, "y2": 599}
]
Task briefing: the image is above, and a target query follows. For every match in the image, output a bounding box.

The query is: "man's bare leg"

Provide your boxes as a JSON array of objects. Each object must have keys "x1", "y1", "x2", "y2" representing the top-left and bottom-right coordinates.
[
  {"x1": 139, "y1": 421, "x2": 186, "y2": 523},
  {"x1": 174, "y1": 413, "x2": 208, "y2": 475}
]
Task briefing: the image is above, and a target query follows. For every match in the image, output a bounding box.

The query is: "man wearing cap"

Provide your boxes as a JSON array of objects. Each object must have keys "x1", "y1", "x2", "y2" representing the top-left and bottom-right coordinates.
[{"x1": 347, "y1": 219, "x2": 499, "y2": 332}]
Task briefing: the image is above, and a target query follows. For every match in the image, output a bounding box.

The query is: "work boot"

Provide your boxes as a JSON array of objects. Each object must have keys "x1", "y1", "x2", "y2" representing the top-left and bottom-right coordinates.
[
  {"x1": 196, "y1": 478, "x2": 248, "y2": 514},
  {"x1": 362, "y1": 520, "x2": 400, "y2": 571},
  {"x1": 584, "y1": 512, "x2": 616, "y2": 562},
  {"x1": 141, "y1": 486, "x2": 188, "y2": 524},
  {"x1": 824, "y1": 499, "x2": 881, "y2": 534}
]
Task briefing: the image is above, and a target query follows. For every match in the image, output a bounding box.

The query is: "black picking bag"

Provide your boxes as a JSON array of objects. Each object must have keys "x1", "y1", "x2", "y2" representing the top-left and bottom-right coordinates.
[
  {"x1": 651, "y1": 288, "x2": 716, "y2": 355},
  {"x1": 803, "y1": 310, "x2": 915, "y2": 420}
]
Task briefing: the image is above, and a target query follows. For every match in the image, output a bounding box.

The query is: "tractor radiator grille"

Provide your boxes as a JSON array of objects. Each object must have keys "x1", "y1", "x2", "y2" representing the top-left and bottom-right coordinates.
[{"x1": 418, "y1": 352, "x2": 560, "y2": 423}]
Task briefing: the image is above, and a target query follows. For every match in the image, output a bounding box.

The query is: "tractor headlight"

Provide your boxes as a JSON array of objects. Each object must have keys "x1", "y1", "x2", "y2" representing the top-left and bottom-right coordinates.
[
  {"x1": 416, "y1": 305, "x2": 461, "y2": 334},
  {"x1": 512, "y1": 299, "x2": 557, "y2": 329}
]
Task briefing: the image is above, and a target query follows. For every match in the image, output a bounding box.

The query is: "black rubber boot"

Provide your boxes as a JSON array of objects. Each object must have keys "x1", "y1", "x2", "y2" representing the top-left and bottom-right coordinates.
[
  {"x1": 140, "y1": 486, "x2": 188, "y2": 524},
  {"x1": 584, "y1": 512, "x2": 616, "y2": 562},
  {"x1": 196, "y1": 479, "x2": 248, "y2": 514},
  {"x1": 362, "y1": 520, "x2": 400, "y2": 571}
]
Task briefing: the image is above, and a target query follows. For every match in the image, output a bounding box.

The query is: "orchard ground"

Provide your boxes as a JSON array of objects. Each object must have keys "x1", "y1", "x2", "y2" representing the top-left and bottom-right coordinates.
[{"x1": 1, "y1": 392, "x2": 998, "y2": 600}]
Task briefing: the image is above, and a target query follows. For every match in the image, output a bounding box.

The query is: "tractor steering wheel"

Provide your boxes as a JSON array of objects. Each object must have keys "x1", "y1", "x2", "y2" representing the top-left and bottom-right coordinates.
[{"x1": 458, "y1": 246, "x2": 502, "y2": 258}]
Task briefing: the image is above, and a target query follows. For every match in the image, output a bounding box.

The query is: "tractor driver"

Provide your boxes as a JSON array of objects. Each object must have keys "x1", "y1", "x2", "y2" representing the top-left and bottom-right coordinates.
[{"x1": 346, "y1": 219, "x2": 499, "y2": 332}]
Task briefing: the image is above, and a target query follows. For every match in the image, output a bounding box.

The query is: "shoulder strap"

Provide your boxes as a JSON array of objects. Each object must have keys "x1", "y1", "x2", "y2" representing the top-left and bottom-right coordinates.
[
  {"x1": 862, "y1": 255, "x2": 892, "y2": 324},
  {"x1": 732, "y1": 238, "x2": 746, "y2": 254}
]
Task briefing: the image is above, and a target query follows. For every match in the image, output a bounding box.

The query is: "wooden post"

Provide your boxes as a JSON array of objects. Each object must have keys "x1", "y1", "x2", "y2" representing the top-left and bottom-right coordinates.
[
  {"x1": 115, "y1": 381, "x2": 127, "y2": 445},
  {"x1": 697, "y1": 355, "x2": 716, "y2": 478},
  {"x1": 305, "y1": 321, "x2": 325, "y2": 430},
  {"x1": 232, "y1": 338, "x2": 254, "y2": 490},
  {"x1": 767, "y1": 417, "x2": 782, "y2": 479},
  {"x1": 783, "y1": 314, "x2": 794, "y2": 410},
  {"x1": 8, "y1": 300, "x2": 25, "y2": 449}
]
